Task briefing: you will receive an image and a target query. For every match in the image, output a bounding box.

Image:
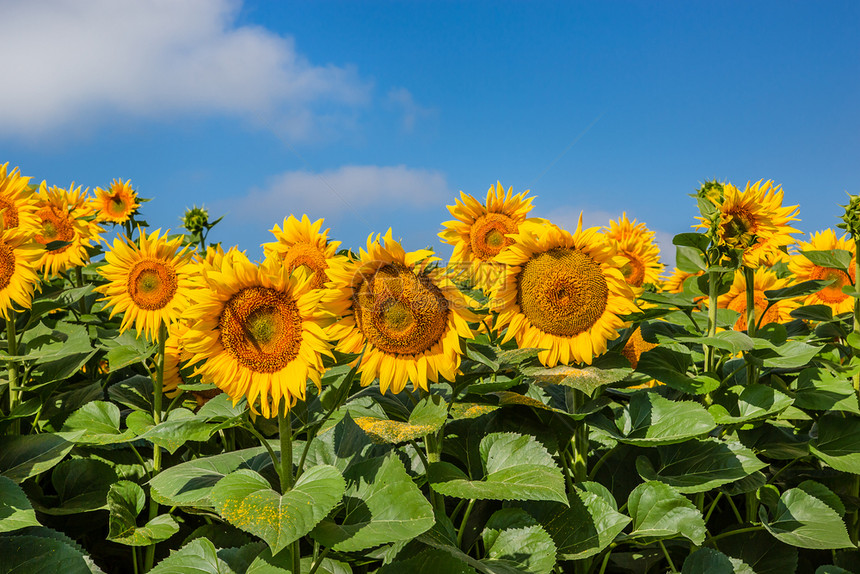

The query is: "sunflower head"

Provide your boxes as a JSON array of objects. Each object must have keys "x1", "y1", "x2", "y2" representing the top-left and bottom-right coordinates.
[
  {"x1": 326, "y1": 230, "x2": 478, "y2": 394},
  {"x1": 93, "y1": 179, "x2": 140, "y2": 224},
  {"x1": 0, "y1": 163, "x2": 39, "y2": 233},
  {"x1": 0, "y1": 223, "x2": 43, "y2": 319},
  {"x1": 718, "y1": 267, "x2": 797, "y2": 331},
  {"x1": 604, "y1": 213, "x2": 664, "y2": 291},
  {"x1": 439, "y1": 182, "x2": 542, "y2": 291},
  {"x1": 789, "y1": 229, "x2": 856, "y2": 315},
  {"x1": 183, "y1": 252, "x2": 334, "y2": 418},
  {"x1": 491, "y1": 215, "x2": 638, "y2": 366},
  {"x1": 96, "y1": 228, "x2": 197, "y2": 340},
  {"x1": 262, "y1": 214, "x2": 342, "y2": 290},
  {"x1": 33, "y1": 182, "x2": 103, "y2": 276}
]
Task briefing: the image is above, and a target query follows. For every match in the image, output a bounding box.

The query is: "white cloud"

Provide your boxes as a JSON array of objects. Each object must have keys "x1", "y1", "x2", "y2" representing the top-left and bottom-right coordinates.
[
  {"x1": 0, "y1": 0, "x2": 371, "y2": 140},
  {"x1": 387, "y1": 88, "x2": 436, "y2": 133},
  {"x1": 223, "y1": 164, "x2": 450, "y2": 223}
]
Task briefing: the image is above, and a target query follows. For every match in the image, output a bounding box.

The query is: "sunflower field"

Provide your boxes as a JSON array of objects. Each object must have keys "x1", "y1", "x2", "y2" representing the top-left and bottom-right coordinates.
[{"x1": 2, "y1": 165, "x2": 860, "y2": 574}]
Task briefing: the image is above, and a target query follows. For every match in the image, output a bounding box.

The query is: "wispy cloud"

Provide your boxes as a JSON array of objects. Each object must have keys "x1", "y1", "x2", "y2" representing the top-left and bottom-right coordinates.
[
  {"x1": 387, "y1": 88, "x2": 437, "y2": 133},
  {"x1": 221, "y1": 164, "x2": 450, "y2": 225},
  {"x1": 0, "y1": 0, "x2": 372, "y2": 140}
]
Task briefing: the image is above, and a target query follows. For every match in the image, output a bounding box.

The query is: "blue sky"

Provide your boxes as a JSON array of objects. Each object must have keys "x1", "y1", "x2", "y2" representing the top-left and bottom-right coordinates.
[{"x1": 1, "y1": 0, "x2": 858, "y2": 269}]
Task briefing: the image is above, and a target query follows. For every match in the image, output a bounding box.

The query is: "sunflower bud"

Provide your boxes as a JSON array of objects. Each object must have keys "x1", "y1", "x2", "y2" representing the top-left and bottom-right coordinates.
[
  {"x1": 838, "y1": 193, "x2": 860, "y2": 240},
  {"x1": 182, "y1": 205, "x2": 209, "y2": 236}
]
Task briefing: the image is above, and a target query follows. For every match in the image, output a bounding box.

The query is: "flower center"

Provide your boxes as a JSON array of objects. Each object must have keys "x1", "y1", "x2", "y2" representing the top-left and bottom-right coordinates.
[
  {"x1": 127, "y1": 259, "x2": 178, "y2": 310},
  {"x1": 728, "y1": 293, "x2": 775, "y2": 330},
  {"x1": 108, "y1": 195, "x2": 128, "y2": 216},
  {"x1": 35, "y1": 207, "x2": 74, "y2": 253},
  {"x1": 219, "y1": 286, "x2": 302, "y2": 373},
  {"x1": 811, "y1": 265, "x2": 852, "y2": 304},
  {"x1": 722, "y1": 208, "x2": 757, "y2": 249},
  {"x1": 470, "y1": 213, "x2": 518, "y2": 260},
  {"x1": 517, "y1": 247, "x2": 609, "y2": 337},
  {"x1": 0, "y1": 198, "x2": 19, "y2": 228},
  {"x1": 353, "y1": 262, "x2": 449, "y2": 355},
  {"x1": 282, "y1": 243, "x2": 328, "y2": 289},
  {"x1": 0, "y1": 240, "x2": 15, "y2": 291},
  {"x1": 620, "y1": 252, "x2": 646, "y2": 287}
]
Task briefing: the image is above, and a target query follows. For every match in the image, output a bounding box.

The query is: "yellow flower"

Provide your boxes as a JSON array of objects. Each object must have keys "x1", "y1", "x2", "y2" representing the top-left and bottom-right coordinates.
[
  {"x1": 163, "y1": 321, "x2": 192, "y2": 399},
  {"x1": 622, "y1": 327, "x2": 663, "y2": 389},
  {"x1": 96, "y1": 228, "x2": 197, "y2": 340},
  {"x1": 697, "y1": 180, "x2": 799, "y2": 268},
  {"x1": 491, "y1": 215, "x2": 638, "y2": 366},
  {"x1": 0, "y1": 163, "x2": 39, "y2": 232},
  {"x1": 92, "y1": 178, "x2": 140, "y2": 224},
  {"x1": 718, "y1": 267, "x2": 796, "y2": 331},
  {"x1": 439, "y1": 182, "x2": 542, "y2": 291},
  {"x1": 604, "y1": 213, "x2": 664, "y2": 292},
  {"x1": 182, "y1": 252, "x2": 333, "y2": 417},
  {"x1": 326, "y1": 230, "x2": 478, "y2": 394},
  {"x1": 663, "y1": 267, "x2": 703, "y2": 294},
  {"x1": 262, "y1": 214, "x2": 342, "y2": 290},
  {"x1": 788, "y1": 229, "x2": 855, "y2": 315},
  {"x1": 33, "y1": 182, "x2": 103, "y2": 276},
  {"x1": 0, "y1": 226, "x2": 43, "y2": 319}
]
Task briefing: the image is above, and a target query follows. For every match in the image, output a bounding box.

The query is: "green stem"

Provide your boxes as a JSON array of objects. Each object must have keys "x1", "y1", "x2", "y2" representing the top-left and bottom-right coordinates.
[
  {"x1": 704, "y1": 268, "x2": 719, "y2": 372},
  {"x1": 307, "y1": 546, "x2": 330, "y2": 574},
  {"x1": 132, "y1": 547, "x2": 140, "y2": 574},
  {"x1": 425, "y1": 431, "x2": 445, "y2": 514},
  {"x1": 743, "y1": 266, "x2": 758, "y2": 385},
  {"x1": 6, "y1": 313, "x2": 19, "y2": 435},
  {"x1": 745, "y1": 491, "x2": 758, "y2": 525},
  {"x1": 704, "y1": 525, "x2": 765, "y2": 546},
  {"x1": 704, "y1": 492, "x2": 723, "y2": 523},
  {"x1": 587, "y1": 446, "x2": 616, "y2": 481},
  {"x1": 658, "y1": 540, "x2": 677, "y2": 573},
  {"x1": 853, "y1": 240, "x2": 860, "y2": 394},
  {"x1": 597, "y1": 545, "x2": 614, "y2": 574},
  {"x1": 278, "y1": 405, "x2": 300, "y2": 574},
  {"x1": 725, "y1": 494, "x2": 744, "y2": 525},
  {"x1": 144, "y1": 323, "x2": 168, "y2": 572},
  {"x1": 570, "y1": 390, "x2": 588, "y2": 482},
  {"x1": 559, "y1": 448, "x2": 575, "y2": 496},
  {"x1": 75, "y1": 267, "x2": 87, "y2": 315},
  {"x1": 245, "y1": 423, "x2": 279, "y2": 472},
  {"x1": 457, "y1": 499, "x2": 476, "y2": 549}
]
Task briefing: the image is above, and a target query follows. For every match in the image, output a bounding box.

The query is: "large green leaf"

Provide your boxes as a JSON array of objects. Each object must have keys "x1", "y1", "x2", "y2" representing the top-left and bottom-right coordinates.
[
  {"x1": 311, "y1": 454, "x2": 433, "y2": 551},
  {"x1": 810, "y1": 413, "x2": 860, "y2": 474},
  {"x1": 708, "y1": 385, "x2": 793, "y2": 425},
  {"x1": 718, "y1": 531, "x2": 798, "y2": 574},
  {"x1": 524, "y1": 360, "x2": 631, "y2": 397},
  {"x1": 676, "y1": 331, "x2": 755, "y2": 354},
  {"x1": 59, "y1": 401, "x2": 134, "y2": 445},
  {"x1": 148, "y1": 538, "x2": 237, "y2": 574},
  {"x1": 0, "y1": 476, "x2": 39, "y2": 533},
  {"x1": 0, "y1": 534, "x2": 93, "y2": 574},
  {"x1": 636, "y1": 438, "x2": 767, "y2": 493},
  {"x1": 526, "y1": 485, "x2": 630, "y2": 561},
  {"x1": 0, "y1": 432, "x2": 81, "y2": 483},
  {"x1": 304, "y1": 414, "x2": 386, "y2": 474},
  {"x1": 799, "y1": 250, "x2": 853, "y2": 271},
  {"x1": 133, "y1": 408, "x2": 227, "y2": 454},
  {"x1": 40, "y1": 458, "x2": 118, "y2": 515},
  {"x1": 210, "y1": 465, "x2": 346, "y2": 554},
  {"x1": 429, "y1": 432, "x2": 567, "y2": 504},
  {"x1": 481, "y1": 509, "x2": 557, "y2": 574},
  {"x1": 793, "y1": 368, "x2": 860, "y2": 414},
  {"x1": 149, "y1": 447, "x2": 272, "y2": 507},
  {"x1": 764, "y1": 279, "x2": 834, "y2": 302},
  {"x1": 107, "y1": 480, "x2": 180, "y2": 546},
  {"x1": 107, "y1": 374, "x2": 154, "y2": 411},
  {"x1": 759, "y1": 482, "x2": 854, "y2": 549},
  {"x1": 588, "y1": 392, "x2": 716, "y2": 446},
  {"x1": 627, "y1": 481, "x2": 706, "y2": 544},
  {"x1": 353, "y1": 395, "x2": 448, "y2": 444},
  {"x1": 681, "y1": 548, "x2": 740, "y2": 574},
  {"x1": 378, "y1": 549, "x2": 477, "y2": 574}
]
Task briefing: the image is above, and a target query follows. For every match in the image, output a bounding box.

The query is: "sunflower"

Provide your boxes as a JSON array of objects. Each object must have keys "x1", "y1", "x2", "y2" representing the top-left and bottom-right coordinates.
[
  {"x1": 326, "y1": 230, "x2": 478, "y2": 394},
  {"x1": 163, "y1": 321, "x2": 192, "y2": 399},
  {"x1": 663, "y1": 267, "x2": 703, "y2": 294},
  {"x1": 182, "y1": 252, "x2": 333, "y2": 417},
  {"x1": 604, "y1": 213, "x2": 664, "y2": 292},
  {"x1": 622, "y1": 327, "x2": 662, "y2": 389},
  {"x1": 0, "y1": 163, "x2": 39, "y2": 232},
  {"x1": 0, "y1": 225, "x2": 44, "y2": 319},
  {"x1": 33, "y1": 182, "x2": 103, "y2": 276},
  {"x1": 491, "y1": 215, "x2": 638, "y2": 367},
  {"x1": 92, "y1": 178, "x2": 140, "y2": 224},
  {"x1": 718, "y1": 267, "x2": 796, "y2": 331},
  {"x1": 696, "y1": 180, "x2": 799, "y2": 268},
  {"x1": 96, "y1": 228, "x2": 197, "y2": 340},
  {"x1": 439, "y1": 182, "x2": 543, "y2": 291},
  {"x1": 262, "y1": 215, "x2": 342, "y2": 290},
  {"x1": 788, "y1": 229, "x2": 855, "y2": 315}
]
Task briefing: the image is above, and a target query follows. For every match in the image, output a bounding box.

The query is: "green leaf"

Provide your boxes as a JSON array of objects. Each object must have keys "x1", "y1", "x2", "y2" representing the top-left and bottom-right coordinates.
[
  {"x1": 681, "y1": 548, "x2": 738, "y2": 574},
  {"x1": 148, "y1": 538, "x2": 236, "y2": 574},
  {"x1": 676, "y1": 331, "x2": 755, "y2": 354},
  {"x1": 793, "y1": 368, "x2": 860, "y2": 414},
  {"x1": 524, "y1": 362, "x2": 631, "y2": 397},
  {"x1": 0, "y1": 475, "x2": 39, "y2": 532},
  {"x1": 587, "y1": 392, "x2": 716, "y2": 446},
  {"x1": 708, "y1": 384, "x2": 793, "y2": 425},
  {"x1": 810, "y1": 413, "x2": 860, "y2": 474},
  {"x1": 104, "y1": 330, "x2": 154, "y2": 371},
  {"x1": 429, "y1": 432, "x2": 567, "y2": 504},
  {"x1": 211, "y1": 465, "x2": 346, "y2": 554},
  {"x1": 352, "y1": 395, "x2": 448, "y2": 444},
  {"x1": 718, "y1": 531, "x2": 798, "y2": 574},
  {"x1": 107, "y1": 480, "x2": 179, "y2": 546},
  {"x1": 149, "y1": 447, "x2": 272, "y2": 507},
  {"x1": 799, "y1": 249, "x2": 852, "y2": 272},
  {"x1": 60, "y1": 401, "x2": 134, "y2": 445},
  {"x1": 0, "y1": 534, "x2": 93, "y2": 574},
  {"x1": 673, "y1": 232, "x2": 710, "y2": 252},
  {"x1": 42, "y1": 458, "x2": 117, "y2": 514},
  {"x1": 635, "y1": 347, "x2": 718, "y2": 395},
  {"x1": 754, "y1": 340, "x2": 822, "y2": 370},
  {"x1": 137, "y1": 408, "x2": 225, "y2": 454},
  {"x1": 378, "y1": 549, "x2": 478, "y2": 574},
  {"x1": 526, "y1": 486, "x2": 630, "y2": 561},
  {"x1": 108, "y1": 375, "x2": 154, "y2": 411},
  {"x1": 790, "y1": 304, "x2": 833, "y2": 322},
  {"x1": 482, "y1": 509, "x2": 557, "y2": 574},
  {"x1": 311, "y1": 454, "x2": 434, "y2": 551},
  {"x1": 676, "y1": 245, "x2": 707, "y2": 273},
  {"x1": 627, "y1": 481, "x2": 706, "y2": 544},
  {"x1": 759, "y1": 482, "x2": 854, "y2": 549},
  {"x1": 0, "y1": 432, "x2": 81, "y2": 483},
  {"x1": 635, "y1": 438, "x2": 767, "y2": 493},
  {"x1": 765, "y1": 279, "x2": 834, "y2": 302}
]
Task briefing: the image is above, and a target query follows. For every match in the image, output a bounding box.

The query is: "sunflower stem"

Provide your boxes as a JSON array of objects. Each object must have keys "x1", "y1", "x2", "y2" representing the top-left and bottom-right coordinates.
[
  {"x1": 570, "y1": 389, "x2": 588, "y2": 483},
  {"x1": 6, "y1": 312, "x2": 20, "y2": 435},
  {"x1": 456, "y1": 499, "x2": 476, "y2": 549},
  {"x1": 144, "y1": 322, "x2": 167, "y2": 572},
  {"x1": 75, "y1": 266, "x2": 87, "y2": 315},
  {"x1": 743, "y1": 266, "x2": 758, "y2": 386},
  {"x1": 850, "y1": 241, "x2": 860, "y2": 543},
  {"x1": 278, "y1": 405, "x2": 294, "y2": 492},
  {"x1": 704, "y1": 268, "x2": 719, "y2": 372}
]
